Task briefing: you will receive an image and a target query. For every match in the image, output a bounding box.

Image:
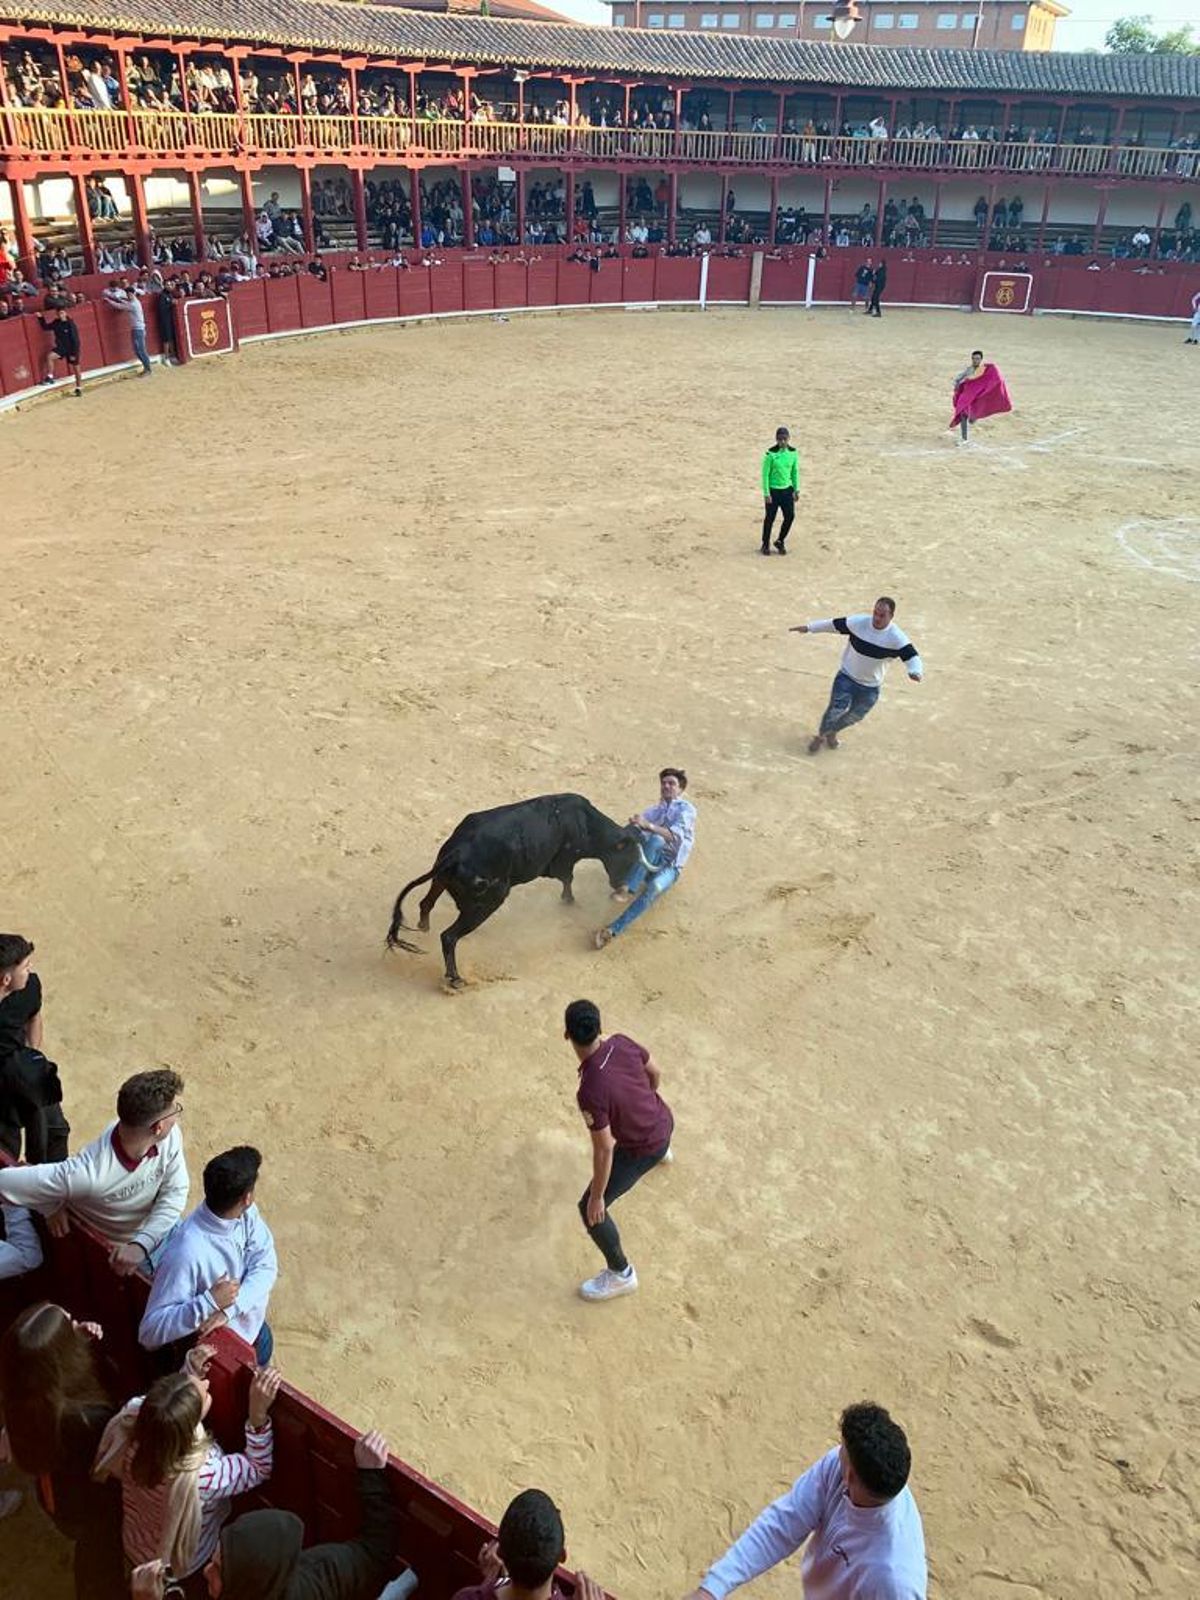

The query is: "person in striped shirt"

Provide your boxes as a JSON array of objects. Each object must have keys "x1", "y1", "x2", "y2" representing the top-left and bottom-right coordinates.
[
  {"x1": 790, "y1": 597, "x2": 923, "y2": 753},
  {"x1": 94, "y1": 1346, "x2": 280, "y2": 1582}
]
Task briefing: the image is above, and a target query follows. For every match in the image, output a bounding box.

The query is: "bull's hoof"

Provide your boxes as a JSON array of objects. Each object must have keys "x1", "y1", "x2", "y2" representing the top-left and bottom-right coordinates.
[
  {"x1": 442, "y1": 976, "x2": 469, "y2": 994},
  {"x1": 417, "y1": 918, "x2": 430, "y2": 932}
]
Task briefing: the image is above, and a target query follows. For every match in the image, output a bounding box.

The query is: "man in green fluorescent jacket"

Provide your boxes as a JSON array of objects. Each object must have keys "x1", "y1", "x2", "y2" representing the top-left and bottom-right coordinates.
[{"x1": 760, "y1": 426, "x2": 800, "y2": 556}]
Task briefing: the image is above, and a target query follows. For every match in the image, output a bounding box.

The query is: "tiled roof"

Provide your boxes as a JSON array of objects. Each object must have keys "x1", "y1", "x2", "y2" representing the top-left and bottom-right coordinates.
[{"x1": 4, "y1": 0, "x2": 1200, "y2": 98}]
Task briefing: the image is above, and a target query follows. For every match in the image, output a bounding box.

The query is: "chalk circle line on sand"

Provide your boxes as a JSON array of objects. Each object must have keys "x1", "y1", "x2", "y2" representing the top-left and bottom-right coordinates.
[{"x1": 1115, "y1": 517, "x2": 1200, "y2": 585}]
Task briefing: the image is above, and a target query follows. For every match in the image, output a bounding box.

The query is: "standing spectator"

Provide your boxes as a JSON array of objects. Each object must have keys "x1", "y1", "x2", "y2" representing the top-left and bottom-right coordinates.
[
  {"x1": 139, "y1": 1146, "x2": 278, "y2": 1364},
  {"x1": 564, "y1": 998, "x2": 673, "y2": 1303},
  {"x1": 102, "y1": 281, "x2": 153, "y2": 374},
  {"x1": 760, "y1": 425, "x2": 800, "y2": 557},
  {"x1": 453, "y1": 1489, "x2": 604, "y2": 1600},
  {"x1": 594, "y1": 768, "x2": 697, "y2": 948},
  {"x1": 94, "y1": 1348, "x2": 281, "y2": 1582},
  {"x1": 0, "y1": 1302, "x2": 126, "y2": 1598},
  {"x1": 681, "y1": 1403, "x2": 926, "y2": 1600},
  {"x1": 790, "y1": 598, "x2": 923, "y2": 755},
  {"x1": 36, "y1": 303, "x2": 83, "y2": 395},
  {"x1": 140, "y1": 1429, "x2": 420, "y2": 1600},
  {"x1": 0, "y1": 933, "x2": 69, "y2": 1165},
  {"x1": 851, "y1": 258, "x2": 873, "y2": 310},
  {"x1": 866, "y1": 258, "x2": 887, "y2": 317},
  {"x1": 0, "y1": 1202, "x2": 43, "y2": 1279},
  {"x1": 0, "y1": 1068, "x2": 187, "y2": 1274}
]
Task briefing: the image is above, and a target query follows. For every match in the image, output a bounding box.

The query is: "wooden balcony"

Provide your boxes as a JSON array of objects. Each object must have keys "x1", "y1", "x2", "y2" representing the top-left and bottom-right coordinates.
[{"x1": 3, "y1": 107, "x2": 1197, "y2": 182}]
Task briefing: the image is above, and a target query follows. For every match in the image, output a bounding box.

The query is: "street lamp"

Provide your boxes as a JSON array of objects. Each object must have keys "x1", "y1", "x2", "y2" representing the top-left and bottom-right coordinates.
[{"x1": 832, "y1": 0, "x2": 861, "y2": 40}]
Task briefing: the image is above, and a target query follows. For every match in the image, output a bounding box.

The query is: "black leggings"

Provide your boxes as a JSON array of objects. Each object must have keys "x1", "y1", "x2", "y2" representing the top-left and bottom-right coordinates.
[
  {"x1": 762, "y1": 488, "x2": 795, "y2": 546},
  {"x1": 578, "y1": 1138, "x2": 672, "y2": 1272}
]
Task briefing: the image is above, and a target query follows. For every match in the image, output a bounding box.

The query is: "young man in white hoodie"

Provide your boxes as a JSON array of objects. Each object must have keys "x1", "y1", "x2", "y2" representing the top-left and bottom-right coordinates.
[
  {"x1": 681, "y1": 1402, "x2": 926, "y2": 1600},
  {"x1": 139, "y1": 1144, "x2": 278, "y2": 1364},
  {"x1": 0, "y1": 1067, "x2": 187, "y2": 1274}
]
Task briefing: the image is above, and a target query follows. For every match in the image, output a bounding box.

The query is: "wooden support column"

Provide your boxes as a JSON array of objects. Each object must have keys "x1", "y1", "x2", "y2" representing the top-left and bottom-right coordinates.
[
  {"x1": 293, "y1": 61, "x2": 305, "y2": 147},
  {"x1": 186, "y1": 169, "x2": 206, "y2": 261},
  {"x1": 564, "y1": 168, "x2": 576, "y2": 241},
  {"x1": 767, "y1": 176, "x2": 778, "y2": 246},
  {"x1": 53, "y1": 40, "x2": 78, "y2": 149},
  {"x1": 1151, "y1": 191, "x2": 1167, "y2": 255},
  {"x1": 8, "y1": 177, "x2": 37, "y2": 279},
  {"x1": 674, "y1": 85, "x2": 683, "y2": 158},
  {"x1": 126, "y1": 170, "x2": 151, "y2": 266},
  {"x1": 409, "y1": 168, "x2": 422, "y2": 248},
  {"x1": 1107, "y1": 104, "x2": 1126, "y2": 176},
  {"x1": 516, "y1": 167, "x2": 525, "y2": 245},
  {"x1": 985, "y1": 177, "x2": 997, "y2": 242},
  {"x1": 618, "y1": 165, "x2": 628, "y2": 241},
  {"x1": 239, "y1": 169, "x2": 258, "y2": 252},
  {"x1": 461, "y1": 166, "x2": 474, "y2": 247},
  {"x1": 297, "y1": 167, "x2": 315, "y2": 252},
  {"x1": 71, "y1": 174, "x2": 98, "y2": 275},
  {"x1": 1092, "y1": 187, "x2": 1110, "y2": 256},
  {"x1": 1036, "y1": 184, "x2": 1051, "y2": 253},
  {"x1": 353, "y1": 168, "x2": 369, "y2": 250},
  {"x1": 668, "y1": 172, "x2": 678, "y2": 244},
  {"x1": 930, "y1": 181, "x2": 943, "y2": 248},
  {"x1": 822, "y1": 175, "x2": 832, "y2": 242},
  {"x1": 718, "y1": 174, "x2": 728, "y2": 243},
  {"x1": 349, "y1": 66, "x2": 361, "y2": 149},
  {"x1": 113, "y1": 46, "x2": 134, "y2": 149},
  {"x1": 874, "y1": 178, "x2": 887, "y2": 247}
]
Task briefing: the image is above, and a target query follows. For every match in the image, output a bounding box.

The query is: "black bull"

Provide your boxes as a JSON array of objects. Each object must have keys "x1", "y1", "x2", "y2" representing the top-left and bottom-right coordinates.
[{"x1": 386, "y1": 793, "x2": 652, "y2": 989}]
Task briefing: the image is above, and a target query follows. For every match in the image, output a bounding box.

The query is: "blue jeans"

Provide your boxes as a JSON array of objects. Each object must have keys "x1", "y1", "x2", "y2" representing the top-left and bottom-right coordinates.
[
  {"x1": 819, "y1": 671, "x2": 880, "y2": 736},
  {"x1": 606, "y1": 834, "x2": 679, "y2": 938},
  {"x1": 130, "y1": 325, "x2": 151, "y2": 372},
  {"x1": 253, "y1": 1321, "x2": 274, "y2": 1365}
]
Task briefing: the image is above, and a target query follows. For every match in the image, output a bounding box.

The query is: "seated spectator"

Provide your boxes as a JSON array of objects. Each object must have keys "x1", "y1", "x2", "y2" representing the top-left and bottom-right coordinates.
[
  {"x1": 0, "y1": 1068, "x2": 187, "y2": 1274},
  {"x1": 140, "y1": 1146, "x2": 278, "y2": 1363},
  {"x1": 0, "y1": 933, "x2": 70, "y2": 1161},
  {"x1": 94, "y1": 1348, "x2": 281, "y2": 1581},
  {"x1": 452, "y1": 1490, "x2": 603, "y2": 1600},
  {"x1": 0, "y1": 1301, "x2": 125, "y2": 1597},
  {"x1": 0, "y1": 1201, "x2": 43, "y2": 1278}
]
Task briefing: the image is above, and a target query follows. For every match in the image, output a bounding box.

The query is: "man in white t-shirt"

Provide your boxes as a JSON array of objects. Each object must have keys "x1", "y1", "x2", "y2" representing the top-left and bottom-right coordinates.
[
  {"x1": 681, "y1": 1402, "x2": 926, "y2": 1600},
  {"x1": 790, "y1": 596, "x2": 923, "y2": 753}
]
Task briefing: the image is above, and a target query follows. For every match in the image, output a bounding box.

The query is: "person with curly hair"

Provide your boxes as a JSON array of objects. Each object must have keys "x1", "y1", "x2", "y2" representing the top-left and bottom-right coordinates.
[{"x1": 681, "y1": 1402, "x2": 926, "y2": 1599}]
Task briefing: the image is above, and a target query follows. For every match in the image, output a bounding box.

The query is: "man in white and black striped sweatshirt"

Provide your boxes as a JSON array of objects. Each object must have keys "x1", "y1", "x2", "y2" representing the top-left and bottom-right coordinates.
[{"x1": 790, "y1": 596, "x2": 923, "y2": 753}]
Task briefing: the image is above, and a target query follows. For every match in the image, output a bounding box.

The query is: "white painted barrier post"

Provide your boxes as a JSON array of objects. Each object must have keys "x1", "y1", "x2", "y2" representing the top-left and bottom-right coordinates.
[
  {"x1": 805, "y1": 252, "x2": 817, "y2": 309},
  {"x1": 699, "y1": 252, "x2": 710, "y2": 311}
]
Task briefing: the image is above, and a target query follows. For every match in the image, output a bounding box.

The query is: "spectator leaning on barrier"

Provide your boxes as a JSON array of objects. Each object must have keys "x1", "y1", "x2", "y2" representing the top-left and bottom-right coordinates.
[
  {"x1": 0, "y1": 1067, "x2": 187, "y2": 1274},
  {"x1": 95, "y1": 1345, "x2": 281, "y2": 1582},
  {"x1": 453, "y1": 1489, "x2": 604, "y2": 1600},
  {"x1": 0, "y1": 1302, "x2": 126, "y2": 1597},
  {"x1": 102, "y1": 280, "x2": 153, "y2": 374},
  {"x1": 0, "y1": 1200, "x2": 43, "y2": 1280},
  {"x1": 140, "y1": 1145, "x2": 279, "y2": 1365},
  {"x1": 0, "y1": 932, "x2": 71, "y2": 1165},
  {"x1": 36, "y1": 303, "x2": 83, "y2": 394}
]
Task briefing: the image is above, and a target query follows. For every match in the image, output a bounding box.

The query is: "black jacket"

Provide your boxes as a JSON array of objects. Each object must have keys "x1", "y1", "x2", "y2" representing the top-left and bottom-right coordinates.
[
  {"x1": 220, "y1": 1468, "x2": 396, "y2": 1600},
  {"x1": 872, "y1": 264, "x2": 888, "y2": 290},
  {"x1": 37, "y1": 313, "x2": 81, "y2": 360}
]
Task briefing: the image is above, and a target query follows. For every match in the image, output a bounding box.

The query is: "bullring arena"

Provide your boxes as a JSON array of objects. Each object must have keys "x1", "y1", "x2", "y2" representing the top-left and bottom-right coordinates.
[{"x1": 3, "y1": 298, "x2": 1198, "y2": 1597}]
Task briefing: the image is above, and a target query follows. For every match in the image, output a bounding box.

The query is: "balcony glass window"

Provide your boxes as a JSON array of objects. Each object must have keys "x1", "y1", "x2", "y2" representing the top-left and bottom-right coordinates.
[
  {"x1": 722, "y1": 9, "x2": 739, "y2": 20},
  {"x1": 755, "y1": 12, "x2": 776, "y2": 25},
  {"x1": 874, "y1": 12, "x2": 895, "y2": 25},
  {"x1": 898, "y1": 12, "x2": 919, "y2": 26},
  {"x1": 936, "y1": 12, "x2": 957, "y2": 26},
  {"x1": 647, "y1": 10, "x2": 664, "y2": 21},
  {"x1": 668, "y1": 10, "x2": 686, "y2": 21},
  {"x1": 1011, "y1": 11, "x2": 1026, "y2": 26},
  {"x1": 814, "y1": 13, "x2": 832, "y2": 26},
  {"x1": 960, "y1": 13, "x2": 975, "y2": 24},
  {"x1": 613, "y1": 9, "x2": 627, "y2": 19},
  {"x1": 779, "y1": 11, "x2": 797, "y2": 23}
]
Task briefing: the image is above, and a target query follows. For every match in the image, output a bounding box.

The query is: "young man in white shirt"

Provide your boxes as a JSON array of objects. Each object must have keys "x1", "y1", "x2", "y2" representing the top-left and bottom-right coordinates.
[
  {"x1": 0, "y1": 1068, "x2": 187, "y2": 1274},
  {"x1": 682, "y1": 1402, "x2": 926, "y2": 1600},
  {"x1": 139, "y1": 1144, "x2": 278, "y2": 1364},
  {"x1": 790, "y1": 596, "x2": 923, "y2": 754}
]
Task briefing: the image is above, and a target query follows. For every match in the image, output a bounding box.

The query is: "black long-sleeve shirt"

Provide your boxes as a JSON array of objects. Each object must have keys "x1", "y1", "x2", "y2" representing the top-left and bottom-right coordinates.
[{"x1": 37, "y1": 312, "x2": 80, "y2": 360}]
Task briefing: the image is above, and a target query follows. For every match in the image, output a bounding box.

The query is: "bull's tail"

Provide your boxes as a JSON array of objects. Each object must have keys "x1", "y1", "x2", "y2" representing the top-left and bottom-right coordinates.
[{"x1": 386, "y1": 869, "x2": 434, "y2": 953}]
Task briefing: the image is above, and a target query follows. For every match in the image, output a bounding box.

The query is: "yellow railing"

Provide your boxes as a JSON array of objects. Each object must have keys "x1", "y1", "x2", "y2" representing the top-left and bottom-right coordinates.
[{"x1": 1, "y1": 107, "x2": 1191, "y2": 184}]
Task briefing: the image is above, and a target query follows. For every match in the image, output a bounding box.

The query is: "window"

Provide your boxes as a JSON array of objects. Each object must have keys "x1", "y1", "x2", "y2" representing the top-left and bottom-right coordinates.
[
  {"x1": 722, "y1": 9, "x2": 739, "y2": 21},
  {"x1": 936, "y1": 12, "x2": 957, "y2": 26},
  {"x1": 779, "y1": 11, "x2": 797, "y2": 22},
  {"x1": 668, "y1": 10, "x2": 686, "y2": 22},
  {"x1": 755, "y1": 12, "x2": 776, "y2": 25},
  {"x1": 700, "y1": 9, "x2": 720, "y2": 21},
  {"x1": 960, "y1": 13, "x2": 975, "y2": 25},
  {"x1": 612, "y1": 9, "x2": 627, "y2": 19},
  {"x1": 646, "y1": 11, "x2": 664, "y2": 22},
  {"x1": 874, "y1": 11, "x2": 895, "y2": 25},
  {"x1": 898, "y1": 12, "x2": 918, "y2": 26},
  {"x1": 1011, "y1": 11, "x2": 1026, "y2": 26},
  {"x1": 814, "y1": 13, "x2": 832, "y2": 26}
]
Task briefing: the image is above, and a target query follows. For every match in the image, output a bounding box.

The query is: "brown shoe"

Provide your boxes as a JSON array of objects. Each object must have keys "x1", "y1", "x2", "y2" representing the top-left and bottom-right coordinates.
[
  {"x1": 807, "y1": 735, "x2": 824, "y2": 754},
  {"x1": 825, "y1": 732, "x2": 840, "y2": 749}
]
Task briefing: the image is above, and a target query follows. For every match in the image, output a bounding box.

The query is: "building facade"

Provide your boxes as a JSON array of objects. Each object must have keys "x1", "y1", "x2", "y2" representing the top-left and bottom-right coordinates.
[{"x1": 606, "y1": 0, "x2": 1067, "y2": 50}]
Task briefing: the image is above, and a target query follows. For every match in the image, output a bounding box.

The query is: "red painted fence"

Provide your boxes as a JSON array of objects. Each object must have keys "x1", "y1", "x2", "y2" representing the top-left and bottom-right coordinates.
[{"x1": 2, "y1": 249, "x2": 1198, "y2": 404}]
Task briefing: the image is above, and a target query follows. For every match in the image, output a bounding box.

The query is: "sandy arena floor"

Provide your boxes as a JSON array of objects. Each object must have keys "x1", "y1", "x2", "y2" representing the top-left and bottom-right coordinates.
[{"x1": 1, "y1": 307, "x2": 1198, "y2": 1599}]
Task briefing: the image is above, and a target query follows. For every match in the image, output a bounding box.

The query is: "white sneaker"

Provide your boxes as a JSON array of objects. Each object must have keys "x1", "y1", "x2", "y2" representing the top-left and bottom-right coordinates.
[
  {"x1": 580, "y1": 1265, "x2": 638, "y2": 1302},
  {"x1": 660, "y1": 1146, "x2": 674, "y2": 1165}
]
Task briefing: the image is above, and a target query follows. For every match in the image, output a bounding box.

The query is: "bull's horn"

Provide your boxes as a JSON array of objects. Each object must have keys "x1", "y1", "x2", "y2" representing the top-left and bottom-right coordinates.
[{"x1": 636, "y1": 845, "x2": 656, "y2": 872}]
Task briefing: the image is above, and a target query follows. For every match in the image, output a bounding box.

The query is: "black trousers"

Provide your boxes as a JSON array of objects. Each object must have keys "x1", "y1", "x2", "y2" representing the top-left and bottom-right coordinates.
[
  {"x1": 762, "y1": 487, "x2": 796, "y2": 548},
  {"x1": 866, "y1": 286, "x2": 884, "y2": 316},
  {"x1": 0, "y1": 1049, "x2": 70, "y2": 1163},
  {"x1": 579, "y1": 1138, "x2": 671, "y2": 1272}
]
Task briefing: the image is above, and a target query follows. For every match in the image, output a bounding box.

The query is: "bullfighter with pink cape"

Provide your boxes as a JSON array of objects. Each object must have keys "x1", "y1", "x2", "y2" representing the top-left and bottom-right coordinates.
[{"x1": 951, "y1": 350, "x2": 1012, "y2": 442}]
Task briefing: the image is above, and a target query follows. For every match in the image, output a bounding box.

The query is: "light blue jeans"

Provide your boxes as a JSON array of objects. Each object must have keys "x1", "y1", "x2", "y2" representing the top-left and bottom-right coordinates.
[
  {"x1": 131, "y1": 325, "x2": 152, "y2": 372},
  {"x1": 820, "y1": 670, "x2": 880, "y2": 736},
  {"x1": 607, "y1": 833, "x2": 679, "y2": 938}
]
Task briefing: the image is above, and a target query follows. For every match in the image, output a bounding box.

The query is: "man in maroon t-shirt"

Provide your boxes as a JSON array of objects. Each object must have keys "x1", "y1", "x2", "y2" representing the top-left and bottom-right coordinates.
[{"x1": 565, "y1": 998, "x2": 673, "y2": 1302}]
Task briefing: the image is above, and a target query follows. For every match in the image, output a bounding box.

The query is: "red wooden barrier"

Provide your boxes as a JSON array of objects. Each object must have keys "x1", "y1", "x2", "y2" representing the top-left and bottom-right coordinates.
[
  {"x1": 527, "y1": 258, "x2": 558, "y2": 306},
  {"x1": 761, "y1": 257, "x2": 806, "y2": 302},
  {"x1": 265, "y1": 275, "x2": 302, "y2": 334},
  {"x1": 364, "y1": 268, "x2": 401, "y2": 321},
  {"x1": 493, "y1": 260, "x2": 529, "y2": 310},
  {"x1": 398, "y1": 269, "x2": 433, "y2": 318},
  {"x1": 430, "y1": 264, "x2": 465, "y2": 315},
  {"x1": 331, "y1": 268, "x2": 366, "y2": 325},
  {"x1": 462, "y1": 257, "x2": 496, "y2": 313},
  {"x1": 0, "y1": 317, "x2": 38, "y2": 394},
  {"x1": 297, "y1": 273, "x2": 335, "y2": 329},
  {"x1": 229, "y1": 279, "x2": 268, "y2": 339},
  {"x1": 706, "y1": 255, "x2": 753, "y2": 303},
  {"x1": 556, "y1": 259, "x2": 591, "y2": 305},
  {"x1": 589, "y1": 258, "x2": 623, "y2": 305},
  {"x1": 653, "y1": 256, "x2": 700, "y2": 302},
  {"x1": 622, "y1": 257, "x2": 655, "y2": 302}
]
